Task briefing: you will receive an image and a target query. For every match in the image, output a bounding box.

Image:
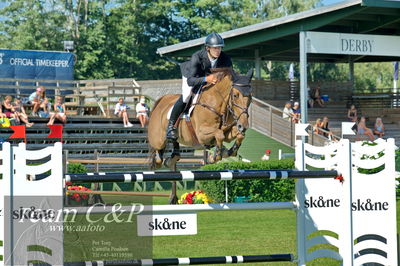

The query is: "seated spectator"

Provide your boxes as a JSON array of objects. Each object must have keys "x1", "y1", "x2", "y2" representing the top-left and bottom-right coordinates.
[
  {"x1": 373, "y1": 117, "x2": 385, "y2": 138},
  {"x1": 261, "y1": 149, "x2": 271, "y2": 161},
  {"x1": 38, "y1": 97, "x2": 52, "y2": 118},
  {"x1": 28, "y1": 87, "x2": 44, "y2": 116},
  {"x1": 347, "y1": 104, "x2": 357, "y2": 122},
  {"x1": 48, "y1": 96, "x2": 67, "y2": 125},
  {"x1": 292, "y1": 102, "x2": 301, "y2": 123},
  {"x1": 136, "y1": 97, "x2": 149, "y2": 128},
  {"x1": 311, "y1": 85, "x2": 324, "y2": 107},
  {"x1": 13, "y1": 97, "x2": 34, "y2": 127},
  {"x1": 115, "y1": 98, "x2": 133, "y2": 127},
  {"x1": 321, "y1": 116, "x2": 334, "y2": 140},
  {"x1": 313, "y1": 118, "x2": 323, "y2": 135},
  {"x1": 282, "y1": 101, "x2": 294, "y2": 121},
  {"x1": 0, "y1": 104, "x2": 7, "y2": 119},
  {"x1": 357, "y1": 116, "x2": 374, "y2": 141},
  {"x1": 307, "y1": 86, "x2": 314, "y2": 108},
  {"x1": 2, "y1": 95, "x2": 20, "y2": 123}
]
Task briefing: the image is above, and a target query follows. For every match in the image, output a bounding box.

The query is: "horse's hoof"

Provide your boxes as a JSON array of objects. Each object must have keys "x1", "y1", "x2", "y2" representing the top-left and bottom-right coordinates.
[
  {"x1": 163, "y1": 158, "x2": 170, "y2": 168},
  {"x1": 229, "y1": 150, "x2": 237, "y2": 157},
  {"x1": 215, "y1": 155, "x2": 222, "y2": 162},
  {"x1": 222, "y1": 149, "x2": 230, "y2": 158},
  {"x1": 155, "y1": 157, "x2": 162, "y2": 164},
  {"x1": 155, "y1": 162, "x2": 162, "y2": 169}
]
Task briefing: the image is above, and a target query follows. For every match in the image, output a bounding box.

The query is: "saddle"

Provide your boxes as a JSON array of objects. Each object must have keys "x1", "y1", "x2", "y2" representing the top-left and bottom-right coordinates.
[{"x1": 174, "y1": 93, "x2": 201, "y2": 145}]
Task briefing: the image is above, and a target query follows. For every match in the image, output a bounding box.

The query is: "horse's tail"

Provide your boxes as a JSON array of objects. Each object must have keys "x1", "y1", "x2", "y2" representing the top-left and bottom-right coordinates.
[{"x1": 148, "y1": 146, "x2": 157, "y2": 170}]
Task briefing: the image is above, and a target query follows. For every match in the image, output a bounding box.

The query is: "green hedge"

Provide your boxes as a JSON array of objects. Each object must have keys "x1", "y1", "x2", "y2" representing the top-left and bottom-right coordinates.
[
  {"x1": 200, "y1": 160, "x2": 295, "y2": 203},
  {"x1": 67, "y1": 163, "x2": 87, "y2": 173}
]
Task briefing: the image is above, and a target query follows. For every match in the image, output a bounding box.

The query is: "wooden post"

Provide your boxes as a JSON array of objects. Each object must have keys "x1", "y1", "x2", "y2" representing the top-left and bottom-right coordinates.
[
  {"x1": 91, "y1": 149, "x2": 104, "y2": 204},
  {"x1": 107, "y1": 86, "x2": 110, "y2": 117},
  {"x1": 269, "y1": 106, "x2": 273, "y2": 136},
  {"x1": 63, "y1": 150, "x2": 69, "y2": 206}
]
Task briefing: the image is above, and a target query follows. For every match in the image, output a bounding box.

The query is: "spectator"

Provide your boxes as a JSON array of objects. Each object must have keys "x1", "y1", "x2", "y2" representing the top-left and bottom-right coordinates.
[
  {"x1": 38, "y1": 97, "x2": 52, "y2": 118},
  {"x1": 373, "y1": 117, "x2": 385, "y2": 138},
  {"x1": 347, "y1": 104, "x2": 358, "y2": 122},
  {"x1": 292, "y1": 102, "x2": 301, "y2": 123},
  {"x1": 2, "y1": 95, "x2": 19, "y2": 123},
  {"x1": 28, "y1": 87, "x2": 44, "y2": 116},
  {"x1": 321, "y1": 116, "x2": 334, "y2": 139},
  {"x1": 282, "y1": 101, "x2": 294, "y2": 121},
  {"x1": 311, "y1": 85, "x2": 324, "y2": 107},
  {"x1": 115, "y1": 98, "x2": 133, "y2": 127},
  {"x1": 13, "y1": 97, "x2": 34, "y2": 127},
  {"x1": 0, "y1": 103, "x2": 7, "y2": 119},
  {"x1": 136, "y1": 97, "x2": 149, "y2": 128},
  {"x1": 261, "y1": 149, "x2": 271, "y2": 161},
  {"x1": 307, "y1": 86, "x2": 314, "y2": 108},
  {"x1": 313, "y1": 118, "x2": 323, "y2": 135},
  {"x1": 48, "y1": 96, "x2": 67, "y2": 125},
  {"x1": 357, "y1": 116, "x2": 374, "y2": 141}
]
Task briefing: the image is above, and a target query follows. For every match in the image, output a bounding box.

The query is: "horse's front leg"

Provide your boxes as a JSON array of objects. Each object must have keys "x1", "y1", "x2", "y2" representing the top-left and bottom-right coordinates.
[
  {"x1": 213, "y1": 129, "x2": 226, "y2": 162},
  {"x1": 226, "y1": 133, "x2": 245, "y2": 157}
]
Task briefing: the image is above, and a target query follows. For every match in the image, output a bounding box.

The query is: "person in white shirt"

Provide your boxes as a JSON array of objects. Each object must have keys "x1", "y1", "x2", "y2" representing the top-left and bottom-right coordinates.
[
  {"x1": 282, "y1": 101, "x2": 294, "y2": 121},
  {"x1": 135, "y1": 97, "x2": 149, "y2": 128},
  {"x1": 114, "y1": 98, "x2": 133, "y2": 127},
  {"x1": 261, "y1": 149, "x2": 271, "y2": 161},
  {"x1": 28, "y1": 87, "x2": 43, "y2": 116}
]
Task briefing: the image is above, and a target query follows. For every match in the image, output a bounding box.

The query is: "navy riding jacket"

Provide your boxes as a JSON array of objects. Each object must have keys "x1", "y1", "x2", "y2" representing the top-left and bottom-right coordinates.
[{"x1": 180, "y1": 48, "x2": 232, "y2": 91}]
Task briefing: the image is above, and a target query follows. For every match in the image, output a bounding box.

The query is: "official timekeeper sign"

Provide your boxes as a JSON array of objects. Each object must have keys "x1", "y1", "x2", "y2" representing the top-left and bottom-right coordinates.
[{"x1": 0, "y1": 49, "x2": 74, "y2": 80}]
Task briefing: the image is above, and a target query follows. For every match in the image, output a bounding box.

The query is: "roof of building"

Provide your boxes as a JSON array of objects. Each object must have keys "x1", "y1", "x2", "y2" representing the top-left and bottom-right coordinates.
[{"x1": 157, "y1": 0, "x2": 400, "y2": 62}]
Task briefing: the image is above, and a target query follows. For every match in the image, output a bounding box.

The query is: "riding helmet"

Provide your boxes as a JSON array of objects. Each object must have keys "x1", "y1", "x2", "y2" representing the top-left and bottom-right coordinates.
[{"x1": 205, "y1": 33, "x2": 224, "y2": 47}]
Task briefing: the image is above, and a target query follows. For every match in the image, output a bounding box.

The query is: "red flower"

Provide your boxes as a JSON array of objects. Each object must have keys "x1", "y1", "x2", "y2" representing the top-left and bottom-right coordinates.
[{"x1": 68, "y1": 184, "x2": 91, "y2": 202}]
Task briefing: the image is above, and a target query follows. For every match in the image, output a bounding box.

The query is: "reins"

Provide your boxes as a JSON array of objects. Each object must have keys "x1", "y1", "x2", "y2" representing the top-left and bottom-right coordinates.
[{"x1": 194, "y1": 78, "x2": 249, "y2": 130}]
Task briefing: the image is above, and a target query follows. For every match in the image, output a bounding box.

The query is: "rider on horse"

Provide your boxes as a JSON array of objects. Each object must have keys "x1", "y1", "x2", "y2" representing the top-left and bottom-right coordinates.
[{"x1": 166, "y1": 32, "x2": 233, "y2": 140}]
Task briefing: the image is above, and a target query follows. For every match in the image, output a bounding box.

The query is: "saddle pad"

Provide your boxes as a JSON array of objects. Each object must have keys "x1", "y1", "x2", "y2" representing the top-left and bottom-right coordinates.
[{"x1": 166, "y1": 91, "x2": 201, "y2": 120}]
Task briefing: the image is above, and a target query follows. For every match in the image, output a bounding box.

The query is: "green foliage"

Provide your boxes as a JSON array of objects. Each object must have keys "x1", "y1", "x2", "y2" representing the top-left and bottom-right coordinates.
[
  {"x1": 201, "y1": 160, "x2": 295, "y2": 203},
  {"x1": 354, "y1": 62, "x2": 395, "y2": 91},
  {"x1": 67, "y1": 163, "x2": 87, "y2": 174}
]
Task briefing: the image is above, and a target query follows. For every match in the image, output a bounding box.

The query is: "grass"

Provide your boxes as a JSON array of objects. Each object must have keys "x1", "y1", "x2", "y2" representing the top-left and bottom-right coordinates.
[
  {"x1": 64, "y1": 194, "x2": 400, "y2": 265},
  {"x1": 238, "y1": 129, "x2": 294, "y2": 162}
]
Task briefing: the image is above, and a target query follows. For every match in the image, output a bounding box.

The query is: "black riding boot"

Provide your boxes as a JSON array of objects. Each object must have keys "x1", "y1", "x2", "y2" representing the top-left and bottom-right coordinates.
[{"x1": 166, "y1": 96, "x2": 185, "y2": 140}]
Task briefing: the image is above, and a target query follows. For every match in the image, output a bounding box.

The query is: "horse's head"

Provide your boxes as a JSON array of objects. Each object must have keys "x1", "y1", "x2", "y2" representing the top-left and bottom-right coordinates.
[{"x1": 229, "y1": 69, "x2": 253, "y2": 134}]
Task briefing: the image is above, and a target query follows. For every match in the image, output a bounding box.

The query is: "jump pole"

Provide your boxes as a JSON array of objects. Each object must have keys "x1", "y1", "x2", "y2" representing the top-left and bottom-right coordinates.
[
  {"x1": 61, "y1": 254, "x2": 294, "y2": 265},
  {"x1": 66, "y1": 190, "x2": 170, "y2": 197},
  {"x1": 59, "y1": 169, "x2": 338, "y2": 183}
]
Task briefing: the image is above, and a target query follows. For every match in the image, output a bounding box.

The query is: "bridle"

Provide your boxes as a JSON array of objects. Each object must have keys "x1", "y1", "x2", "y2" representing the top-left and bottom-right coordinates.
[
  {"x1": 195, "y1": 82, "x2": 251, "y2": 129},
  {"x1": 227, "y1": 83, "x2": 251, "y2": 126}
]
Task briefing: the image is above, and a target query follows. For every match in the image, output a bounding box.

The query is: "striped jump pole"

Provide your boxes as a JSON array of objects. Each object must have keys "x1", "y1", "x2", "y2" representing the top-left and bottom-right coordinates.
[
  {"x1": 60, "y1": 254, "x2": 294, "y2": 265},
  {"x1": 57, "y1": 169, "x2": 338, "y2": 183}
]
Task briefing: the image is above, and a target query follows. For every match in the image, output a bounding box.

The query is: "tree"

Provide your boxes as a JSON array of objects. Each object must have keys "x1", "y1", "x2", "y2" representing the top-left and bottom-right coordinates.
[{"x1": 0, "y1": 0, "x2": 67, "y2": 50}]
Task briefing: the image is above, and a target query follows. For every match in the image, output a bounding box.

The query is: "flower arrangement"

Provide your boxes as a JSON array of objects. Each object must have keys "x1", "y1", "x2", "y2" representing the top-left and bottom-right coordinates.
[
  {"x1": 66, "y1": 182, "x2": 91, "y2": 203},
  {"x1": 178, "y1": 190, "x2": 210, "y2": 204}
]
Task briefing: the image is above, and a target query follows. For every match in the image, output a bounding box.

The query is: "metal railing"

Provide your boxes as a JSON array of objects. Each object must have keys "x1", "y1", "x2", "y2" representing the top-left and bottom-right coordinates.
[{"x1": 249, "y1": 97, "x2": 340, "y2": 147}]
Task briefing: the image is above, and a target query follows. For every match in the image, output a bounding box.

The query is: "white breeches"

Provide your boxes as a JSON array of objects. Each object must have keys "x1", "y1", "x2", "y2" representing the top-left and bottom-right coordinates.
[{"x1": 182, "y1": 76, "x2": 193, "y2": 103}]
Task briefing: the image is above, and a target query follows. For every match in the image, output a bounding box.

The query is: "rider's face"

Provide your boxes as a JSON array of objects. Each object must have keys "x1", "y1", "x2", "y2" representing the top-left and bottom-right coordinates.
[{"x1": 207, "y1": 46, "x2": 222, "y2": 59}]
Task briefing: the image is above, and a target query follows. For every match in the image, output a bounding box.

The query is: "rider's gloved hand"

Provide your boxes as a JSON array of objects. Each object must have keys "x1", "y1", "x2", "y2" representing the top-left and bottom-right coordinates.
[{"x1": 206, "y1": 74, "x2": 218, "y2": 84}]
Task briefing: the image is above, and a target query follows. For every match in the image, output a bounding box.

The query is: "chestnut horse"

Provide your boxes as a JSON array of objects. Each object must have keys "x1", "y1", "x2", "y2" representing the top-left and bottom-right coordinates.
[{"x1": 147, "y1": 68, "x2": 253, "y2": 203}]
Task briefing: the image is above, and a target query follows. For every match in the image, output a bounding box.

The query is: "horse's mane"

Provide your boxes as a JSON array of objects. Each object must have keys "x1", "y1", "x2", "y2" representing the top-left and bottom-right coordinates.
[{"x1": 210, "y1": 67, "x2": 233, "y2": 82}]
